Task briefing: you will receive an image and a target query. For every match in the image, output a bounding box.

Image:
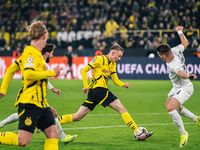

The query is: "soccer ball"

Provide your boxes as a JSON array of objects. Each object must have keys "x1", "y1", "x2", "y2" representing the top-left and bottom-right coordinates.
[{"x1": 134, "y1": 127, "x2": 148, "y2": 141}]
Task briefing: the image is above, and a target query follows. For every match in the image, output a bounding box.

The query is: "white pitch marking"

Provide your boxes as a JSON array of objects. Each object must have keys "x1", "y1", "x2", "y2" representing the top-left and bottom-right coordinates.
[
  {"x1": 62, "y1": 122, "x2": 194, "y2": 130},
  {"x1": 86, "y1": 113, "x2": 168, "y2": 116},
  {"x1": 10, "y1": 122, "x2": 194, "y2": 133}
]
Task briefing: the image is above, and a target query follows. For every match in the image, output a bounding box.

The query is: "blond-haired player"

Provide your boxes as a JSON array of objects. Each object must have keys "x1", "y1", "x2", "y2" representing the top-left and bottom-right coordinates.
[
  {"x1": 58, "y1": 44, "x2": 153, "y2": 141},
  {"x1": 0, "y1": 21, "x2": 60, "y2": 150}
]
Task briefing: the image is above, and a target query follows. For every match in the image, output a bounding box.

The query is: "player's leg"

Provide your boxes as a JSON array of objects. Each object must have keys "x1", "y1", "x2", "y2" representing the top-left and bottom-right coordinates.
[
  {"x1": 43, "y1": 125, "x2": 59, "y2": 150},
  {"x1": 0, "y1": 104, "x2": 35, "y2": 147},
  {"x1": 109, "y1": 99, "x2": 153, "y2": 140},
  {"x1": 0, "y1": 130, "x2": 32, "y2": 146},
  {"x1": 176, "y1": 106, "x2": 196, "y2": 122},
  {"x1": 0, "y1": 131, "x2": 19, "y2": 146},
  {"x1": 38, "y1": 107, "x2": 59, "y2": 150},
  {"x1": 0, "y1": 113, "x2": 19, "y2": 130},
  {"x1": 167, "y1": 98, "x2": 186, "y2": 134},
  {"x1": 109, "y1": 99, "x2": 139, "y2": 132},
  {"x1": 166, "y1": 97, "x2": 188, "y2": 147},
  {"x1": 49, "y1": 106, "x2": 78, "y2": 143},
  {"x1": 18, "y1": 130, "x2": 33, "y2": 146},
  {"x1": 69, "y1": 66, "x2": 74, "y2": 79},
  {"x1": 58, "y1": 106, "x2": 91, "y2": 124}
]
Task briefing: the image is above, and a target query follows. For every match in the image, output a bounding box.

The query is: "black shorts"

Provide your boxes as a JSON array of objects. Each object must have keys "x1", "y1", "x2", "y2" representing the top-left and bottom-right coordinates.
[
  {"x1": 82, "y1": 87, "x2": 117, "y2": 111},
  {"x1": 18, "y1": 104, "x2": 55, "y2": 133}
]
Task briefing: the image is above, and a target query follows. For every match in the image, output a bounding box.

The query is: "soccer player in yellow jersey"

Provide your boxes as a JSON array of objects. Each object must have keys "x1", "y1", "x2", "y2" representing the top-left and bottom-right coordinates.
[
  {"x1": 58, "y1": 44, "x2": 153, "y2": 140},
  {"x1": 0, "y1": 21, "x2": 60, "y2": 150},
  {"x1": 0, "y1": 43, "x2": 77, "y2": 144}
]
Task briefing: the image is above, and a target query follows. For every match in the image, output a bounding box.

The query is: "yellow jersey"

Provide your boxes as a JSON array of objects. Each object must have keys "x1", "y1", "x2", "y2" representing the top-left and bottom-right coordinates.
[
  {"x1": 15, "y1": 45, "x2": 55, "y2": 108},
  {"x1": 82, "y1": 55, "x2": 124, "y2": 89}
]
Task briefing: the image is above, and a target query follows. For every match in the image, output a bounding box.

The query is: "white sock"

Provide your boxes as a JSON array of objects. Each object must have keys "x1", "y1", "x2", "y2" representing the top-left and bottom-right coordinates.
[
  {"x1": 1, "y1": 113, "x2": 19, "y2": 127},
  {"x1": 176, "y1": 106, "x2": 196, "y2": 122},
  {"x1": 55, "y1": 118, "x2": 66, "y2": 140},
  {"x1": 168, "y1": 110, "x2": 186, "y2": 135}
]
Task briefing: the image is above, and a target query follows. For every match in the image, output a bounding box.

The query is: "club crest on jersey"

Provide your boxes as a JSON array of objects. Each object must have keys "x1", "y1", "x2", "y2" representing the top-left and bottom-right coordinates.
[
  {"x1": 89, "y1": 58, "x2": 96, "y2": 65},
  {"x1": 25, "y1": 117, "x2": 32, "y2": 126},
  {"x1": 27, "y1": 57, "x2": 33, "y2": 63},
  {"x1": 102, "y1": 69, "x2": 111, "y2": 74}
]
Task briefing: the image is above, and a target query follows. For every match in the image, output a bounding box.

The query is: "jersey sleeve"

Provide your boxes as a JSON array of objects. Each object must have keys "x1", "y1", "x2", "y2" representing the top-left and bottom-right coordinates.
[
  {"x1": 88, "y1": 56, "x2": 101, "y2": 69},
  {"x1": 171, "y1": 44, "x2": 185, "y2": 54},
  {"x1": 81, "y1": 56, "x2": 102, "y2": 89},
  {"x1": 47, "y1": 81, "x2": 53, "y2": 90},
  {"x1": 0, "y1": 58, "x2": 21, "y2": 95},
  {"x1": 111, "y1": 63, "x2": 125, "y2": 87},
  {"x1": 22, "y1": 48, "x2": 56, "y2": 80}
]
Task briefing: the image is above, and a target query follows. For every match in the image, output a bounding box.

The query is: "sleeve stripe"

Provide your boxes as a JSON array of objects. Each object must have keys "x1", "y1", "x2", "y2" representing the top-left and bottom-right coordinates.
[
  {"x1": 111, "y1": 72, "x2": 116, "y2": 75},
  {"x1": 24, "y1": 68, "x2": 35, "y2": 71},
  {"x1": 88, "y1": 64, "x2": 94, "y2": 69},
  {"x1": 15, "y1": 61, "x2": 19, "y2": 66}
]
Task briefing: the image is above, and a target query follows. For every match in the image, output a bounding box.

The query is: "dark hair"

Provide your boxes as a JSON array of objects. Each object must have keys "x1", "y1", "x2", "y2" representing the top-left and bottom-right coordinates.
[
  {"x1": 110, "y1": 44, "x2": 124, "y2": 52},
  {"x1": 156, "y1": 43, "x2": 171, "y2": 55},
  {"x1": 42, "y1": 43, "x2": 53, "y2": 55}
]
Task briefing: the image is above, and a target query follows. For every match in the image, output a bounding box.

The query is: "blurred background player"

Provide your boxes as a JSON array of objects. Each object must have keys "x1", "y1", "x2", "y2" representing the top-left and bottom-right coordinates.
[
  {"x1": 156, "y1": 26, "x2": 199, "y2": 147},
  {"x1": 64, "y1": 46, "x2": 77, "y2": 79},
  {"x1": 0, "y1": 21, "x2": 60, "y2": 149},
  {"x1": 0, "y1": 43, "x2": 77, "y2": 144},
  {"x1": 12, "y1": 46, "x2": 21, "y2": 58},
  {"x1": 58, "y1": 44, "x2": 153, "y2": 141}
]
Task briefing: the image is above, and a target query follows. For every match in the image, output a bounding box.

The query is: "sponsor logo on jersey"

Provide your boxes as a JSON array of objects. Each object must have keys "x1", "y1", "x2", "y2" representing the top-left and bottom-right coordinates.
[
  {"x1": 102, "y1": 69, "x2": 111, "y2": 74},
  {"x1": 25, "y1": 63, "x2": 34, "y2": 67}
]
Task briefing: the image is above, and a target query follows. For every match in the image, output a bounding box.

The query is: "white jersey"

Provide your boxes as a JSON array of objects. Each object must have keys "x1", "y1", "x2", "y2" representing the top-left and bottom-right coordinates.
[
  {"x1": 166, "y1": 44, "x2": 192, "y2": 88},
  {"x1": 47, "y1": 64, "x2": 53, "y2": 90}
]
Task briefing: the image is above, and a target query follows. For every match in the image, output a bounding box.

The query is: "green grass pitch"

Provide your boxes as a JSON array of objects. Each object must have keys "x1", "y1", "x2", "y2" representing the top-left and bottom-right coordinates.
[{"x1": 0, "y1": 79, "x2": 200, "y2": 150}]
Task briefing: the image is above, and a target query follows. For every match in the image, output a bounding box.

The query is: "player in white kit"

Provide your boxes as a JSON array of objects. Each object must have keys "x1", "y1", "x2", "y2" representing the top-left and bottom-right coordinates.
[{"x1": 156, "y1": 26, "x2": 199, "y2": 147}]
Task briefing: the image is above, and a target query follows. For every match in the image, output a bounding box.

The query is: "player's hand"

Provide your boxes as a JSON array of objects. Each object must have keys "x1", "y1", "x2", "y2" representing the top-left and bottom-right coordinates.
[
  {"x1": 51, "y1": 88, "x2": 61, "y2": 96},
  {"x1": 0, "y1": 92, "x2": 5, "y2": 98},
  {"x1": 124, "y1": 82, "x2": 130, "y2": 88},
  {"x1": 82, "y1": 88, "x2": 88, "y2": 94},
  {"x1": 189, "y1": 74, "x2": 197, "y2": 80},
  {"x1": 53, "y1": 65, "x2": 60, "y2": 76},
  {"x1": 175, "y1": 26, "x2": 183, "y2": 32}
]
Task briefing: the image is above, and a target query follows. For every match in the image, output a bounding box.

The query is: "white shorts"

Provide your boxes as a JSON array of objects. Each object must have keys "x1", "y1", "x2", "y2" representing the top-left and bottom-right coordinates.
[{"x1": 168, "y1": 83, "x2": 194, "y2": 104}]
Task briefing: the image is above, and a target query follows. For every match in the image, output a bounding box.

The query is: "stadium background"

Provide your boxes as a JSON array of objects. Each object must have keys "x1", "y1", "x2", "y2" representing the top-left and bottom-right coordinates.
[
  {"x1": 0, "y1": 1, "x2": 200, "y2": 150},
  {"x1": 0, "y1": 0, "x2": 200, "y2": 80}
]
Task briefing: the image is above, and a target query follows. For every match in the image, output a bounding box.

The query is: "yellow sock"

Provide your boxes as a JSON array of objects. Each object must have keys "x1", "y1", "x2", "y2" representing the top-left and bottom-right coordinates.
[
  {"x1": 58, "y1": 114, "x2": 73, "y2": 124},
  {"x1": 0, "y1": 132, "x2": 18, "y2": 146},
  {"x1": 44, "y1": 138, "x2": 58, "y2": 150},
  {"x1": 121, "y1": 112, "x2": 139, "y2": 133}
]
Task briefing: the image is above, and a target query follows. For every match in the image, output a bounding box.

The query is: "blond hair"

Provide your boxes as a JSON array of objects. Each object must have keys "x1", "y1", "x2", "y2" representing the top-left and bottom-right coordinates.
[
  {"x1": 26, "y1": 21, "x2": 47, "y2": 40},
  {"x1": 110, "y1": 44, "x2": 124, "y2": 52}
]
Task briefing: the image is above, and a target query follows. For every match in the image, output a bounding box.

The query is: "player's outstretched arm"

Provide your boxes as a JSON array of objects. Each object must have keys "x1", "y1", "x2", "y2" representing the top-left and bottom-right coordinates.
[
  {"x1": 177, "y1": 70, "x2": 197, "y2": 80},
  {"x1": 24, "y1": 65, "x2": 60, "y2": 80},
  {"x1": 51, "y1": 88, "x2": 61, "y2": 96},
  {"x1": 47, "y1": 81, "x2": 61, "y2": 96},
  {"x1": 188, "y1": 74, "x2": 197, "y2": 80},
  {"x1": 111, "y1": 73, "x2": 125, "y2": 87},
  {"x1": 81, "y1": 65, "x2": 91, "y2": 93},
  {"x1": 0, "y1": 92, "x2": 5, "y2": 98},
  {"x1": 124, "y1": 82, "x2": 130, "y2": 88},
  {"x1": 175, "y1": 26, "x2": 189, "y2": 49},
  {"x1": 0, "y1": 61, "x2": 20, "y2": 96},
  {"x1": 82, "y1": 88, "x2": 88, "y2": 94}
]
